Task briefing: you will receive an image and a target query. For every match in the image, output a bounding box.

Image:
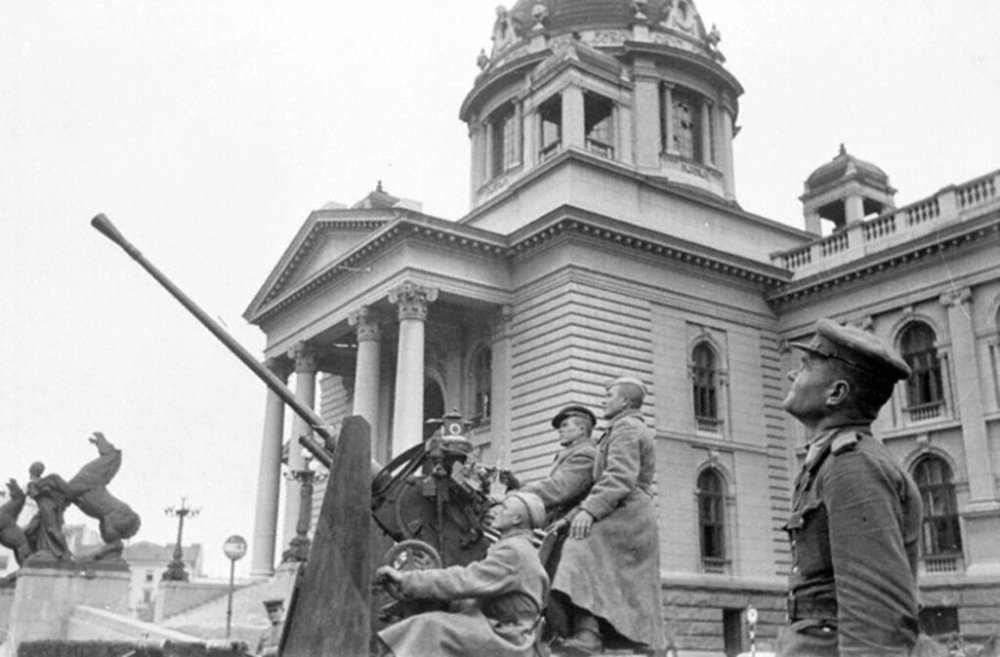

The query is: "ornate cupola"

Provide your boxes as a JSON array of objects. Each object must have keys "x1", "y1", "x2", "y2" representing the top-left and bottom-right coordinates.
[
  {"x1": 800, "y1": 144, "x2": 896, "y2": 235},
  {"x1": 460, "y1": 0, "x2": 743, "y2": 210}
]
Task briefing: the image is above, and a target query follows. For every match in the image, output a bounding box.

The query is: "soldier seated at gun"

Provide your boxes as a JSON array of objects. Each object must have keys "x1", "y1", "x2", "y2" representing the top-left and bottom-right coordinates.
[{"x1": 374, "y1": 491, "x2": 549, "y2": 657}]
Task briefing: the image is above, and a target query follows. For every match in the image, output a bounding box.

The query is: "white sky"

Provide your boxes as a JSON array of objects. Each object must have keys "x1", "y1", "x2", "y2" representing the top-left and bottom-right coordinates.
[{"x1": 2, "y1": 1, "x2": 998, "y2": 579}]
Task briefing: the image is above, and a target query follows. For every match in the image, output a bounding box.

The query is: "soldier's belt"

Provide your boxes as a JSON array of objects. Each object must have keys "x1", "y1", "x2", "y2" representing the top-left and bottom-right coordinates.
[{"x1": 788, "y1": 596, "x2": 838, "y2": 622}]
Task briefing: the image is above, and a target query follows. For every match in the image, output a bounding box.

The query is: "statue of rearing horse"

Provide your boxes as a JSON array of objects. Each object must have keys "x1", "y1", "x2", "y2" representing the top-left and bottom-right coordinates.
[{"x1": 65, "y1": 432, "x2": 142, "y2": 561}]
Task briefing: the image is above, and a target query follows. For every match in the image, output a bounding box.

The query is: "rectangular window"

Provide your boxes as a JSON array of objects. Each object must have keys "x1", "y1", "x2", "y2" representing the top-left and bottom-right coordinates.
[
  {"x1": 723, "y1": 609, "x2": 745, "y2": 657},
  {"x1": 669, "y1": 89, "x2": 703, "y2": 161},
  {"x1": 538, "y1": 95, "x2": 562, "y2": 162},
  {"x1": 490, "y1": 105, "x2": 518, "y2": 177},
  {"x1": 919, "y1": 607, "x2": 959, "y2": 637},
  {"x1": 584, "y1": 92, "x2": 615, "y2": 159}
]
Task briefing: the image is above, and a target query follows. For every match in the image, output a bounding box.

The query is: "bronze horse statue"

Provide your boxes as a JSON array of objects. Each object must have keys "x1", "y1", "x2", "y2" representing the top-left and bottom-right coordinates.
[
  {"x1": 0, "y1": 478, "x2": 30, "y2": 567},
  {"x1": 65, "y1": 432, "x2": 142, "y2": 560}
]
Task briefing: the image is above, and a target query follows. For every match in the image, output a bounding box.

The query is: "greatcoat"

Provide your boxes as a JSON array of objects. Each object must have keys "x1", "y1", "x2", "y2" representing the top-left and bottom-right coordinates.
[
  {"x1": 378, "y1": 528, "x2": 549, "y2": 657},
  {"x1": 776, "y1": 424, "x2": 922, "y2": 657},
  {"x1": 521, "y1": 437, "x2": 597, "y2": 523},
  {"x1": 552, "y1": 409, "x2": 665, "y2": 650}
]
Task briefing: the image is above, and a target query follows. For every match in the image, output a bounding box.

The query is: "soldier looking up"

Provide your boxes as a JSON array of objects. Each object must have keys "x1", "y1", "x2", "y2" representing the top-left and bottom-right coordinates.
[{"x1": 777, "y1": 318, "x2": 922, "y2": 657}]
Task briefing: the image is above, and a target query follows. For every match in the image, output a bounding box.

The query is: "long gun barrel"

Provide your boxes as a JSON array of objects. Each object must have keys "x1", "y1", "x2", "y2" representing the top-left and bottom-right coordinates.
[{"x1": 91, "y1": 213, "x2": 379, "y2": 473}]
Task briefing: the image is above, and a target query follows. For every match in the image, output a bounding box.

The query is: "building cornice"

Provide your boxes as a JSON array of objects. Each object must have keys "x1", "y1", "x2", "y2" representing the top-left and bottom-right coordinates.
[{"x1": 459, "y1": 148, "x2": 813, "y2": 242}]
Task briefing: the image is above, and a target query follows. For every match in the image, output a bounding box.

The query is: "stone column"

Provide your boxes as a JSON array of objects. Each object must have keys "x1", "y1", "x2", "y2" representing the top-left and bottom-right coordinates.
[
  {"x1": 488, "y1": 306, "x2": 514, "y2": 466},
  {"x1": 349, "y1": 306, "x2": 382, "y2": 445},
  {"x1": 940, "y1": 288, "x2": 994, "y2": 505},
  {"x1": 845, "y1": 193, "x2": 865, "y2": 224},
  {"x1": 632, "y1": 69, "x2": 660, "y2": 168},
  {"x1": 389, "y1": 283, "x2": 438, "y2": 454},
  {"x1": 250, "y1": 357, "x2": 293, "y2": 578},
  {"x1": 719, "y1": 104, "x2": 736, "y2": 200},
  {"x1": 700, "y1": 100, "x2": 713, "y2": 166},
  {"x1": 561, "y1": 86, "x2": 585, "y2": 149},
  {"x1": 283, "y1": 342, "x2": 319, "y2": 548},
  {"x1": 662, "y1": 84, "x2": 675, "y2": 154}
]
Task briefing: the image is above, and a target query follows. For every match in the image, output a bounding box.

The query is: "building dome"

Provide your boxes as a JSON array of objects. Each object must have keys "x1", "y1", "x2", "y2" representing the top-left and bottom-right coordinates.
[
  {"x1": 805, "y1": 144, "x2": 892, "y2": 194},
  {"x1": 506, "y1": 0, "x2": 712, "y2": 44}
]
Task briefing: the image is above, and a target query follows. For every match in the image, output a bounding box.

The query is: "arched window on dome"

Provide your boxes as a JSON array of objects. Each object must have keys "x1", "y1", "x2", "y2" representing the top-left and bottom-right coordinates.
[
  {"x1": 691, "y1": 342, "x2": 720, "y2": 432},
  {"x1": 912, "y1": 456, "x2": 962, "y2": 566},
  {"x1": 488, "y1": 102, "x2": 520, "y2": 178},
  {"x1": 584, "y1": 92, "x2": 615, "y2": 159},
  {"x1": 538, "y1": 94, "x2": 562, "y2": 163},
  {"x1": 697, "y1": 468, "x2": 726, "y2": 571},
  {"x1": 899, "y1": 322, "x2": 944, "y2": 421}
]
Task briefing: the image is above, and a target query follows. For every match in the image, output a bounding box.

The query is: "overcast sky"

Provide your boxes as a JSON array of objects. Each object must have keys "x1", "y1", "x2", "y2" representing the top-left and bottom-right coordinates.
[{"x1": 2, "y1": 1, "x2": 998, "y2": 578}]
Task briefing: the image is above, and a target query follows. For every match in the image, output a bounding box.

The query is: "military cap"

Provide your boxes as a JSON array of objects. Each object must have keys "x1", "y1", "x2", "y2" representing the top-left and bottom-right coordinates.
[
  {"x1": 262, "y1": 598, "x2": 285, "y2": 612},
  {"x1": 788, "y1": 318, "x2": 911, "y2": 381},
  {"x1": 504, "y1": 491, "x2": 546, "y2": 529},
  {"x1": 551, "y1": 405, "x2": 597, "y2": 429},
  {"x1": 607, "y1": 376, "x2": 648, "y2": 398}
]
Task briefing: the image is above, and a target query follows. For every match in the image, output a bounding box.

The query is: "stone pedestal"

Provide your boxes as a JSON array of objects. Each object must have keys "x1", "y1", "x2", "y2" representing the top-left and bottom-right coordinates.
[{"x1": 7, "y1": 562, "x2": 130, "y2": 643}]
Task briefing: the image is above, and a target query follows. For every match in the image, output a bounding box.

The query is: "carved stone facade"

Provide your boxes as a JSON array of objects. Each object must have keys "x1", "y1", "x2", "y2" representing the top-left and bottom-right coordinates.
[{"x1": 242, "y1": 1, "x2": 1000, "y2": 651}]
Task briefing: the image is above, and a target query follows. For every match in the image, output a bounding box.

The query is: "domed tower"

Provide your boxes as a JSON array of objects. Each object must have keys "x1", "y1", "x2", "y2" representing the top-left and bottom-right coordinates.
[
  {"x1": 800, "y1": 144, "x2": 896, "y2": 235},
  {"x1": 460, "y1": 0, "x2": 742, "y2": 210}
]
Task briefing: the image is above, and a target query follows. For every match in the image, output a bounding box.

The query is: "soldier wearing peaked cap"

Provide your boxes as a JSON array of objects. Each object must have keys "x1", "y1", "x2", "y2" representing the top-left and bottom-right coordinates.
[
  {"x1": 508, "y1": 405, "x2": 599, "y2": 639},
  {"x1": 777, "y1": 319, "x2": 923, "y2": 657},
  {"x1": 550, "y1": 377, "x2": 665, "y2": 655},
  {"x1": 517, "y1": 405, "x2": 598, "y2": 525}
]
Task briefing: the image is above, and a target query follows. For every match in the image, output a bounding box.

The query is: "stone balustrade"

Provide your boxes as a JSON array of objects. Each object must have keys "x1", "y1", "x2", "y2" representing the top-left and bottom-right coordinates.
[{"x1": 773, "y1": 170, "x2": 1000, "y2": 275}]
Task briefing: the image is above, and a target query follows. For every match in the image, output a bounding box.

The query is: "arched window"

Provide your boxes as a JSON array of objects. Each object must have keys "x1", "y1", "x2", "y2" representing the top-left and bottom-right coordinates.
[
  {"x1": 899, "y1": 322, "x2": 944, "y2": 419},
  {"x1": 471, "y1": 346, "x2": 492, "y2": 422},
  {"x1": 692, "y1": 343, "x2": 719, "y2": 431},
  {"x1": 913, "y1": 456, "x2": 962, "y2": 556},
  {"x1": 697, "y1": 469, "x2": 726, "y2": 570}
]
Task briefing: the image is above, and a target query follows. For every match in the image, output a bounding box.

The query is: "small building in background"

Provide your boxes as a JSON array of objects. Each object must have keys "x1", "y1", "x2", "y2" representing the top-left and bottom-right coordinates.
[{"x1": 123, "y1": 542, "x2": 203, "y2": 621}]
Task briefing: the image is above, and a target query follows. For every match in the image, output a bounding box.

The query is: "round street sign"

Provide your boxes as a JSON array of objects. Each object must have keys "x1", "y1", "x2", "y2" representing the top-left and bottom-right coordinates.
[
  {"x1": 223, "y1": 534, "x2": 248, "y2": 561},
  {"x1": 746, "y1": 606, "x2": 758, "y2": 625}
]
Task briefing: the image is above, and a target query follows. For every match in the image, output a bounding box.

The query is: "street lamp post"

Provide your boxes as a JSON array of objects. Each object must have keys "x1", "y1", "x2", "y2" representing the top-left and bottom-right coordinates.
[
  {"x1": 223, "y1": 534, "x2": 248, "y2": 639},
  {"x1": 281, "y1": 450, "x2": 328, "y2": 563},
  {"x1": 162, "y1": 497, "x2": 200, "y2": 581}
]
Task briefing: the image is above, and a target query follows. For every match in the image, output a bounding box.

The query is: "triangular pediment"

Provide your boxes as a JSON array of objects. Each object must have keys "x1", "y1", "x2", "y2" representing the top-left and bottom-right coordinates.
[{"x1": 244, "y1": 208, "x2": 393, "y2": 321}]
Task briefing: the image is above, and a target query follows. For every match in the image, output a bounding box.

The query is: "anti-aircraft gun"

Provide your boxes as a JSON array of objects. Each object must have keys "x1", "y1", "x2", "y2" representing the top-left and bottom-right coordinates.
[{"x1": 90, "y1": 214, "x2": 503, "y2": 649}]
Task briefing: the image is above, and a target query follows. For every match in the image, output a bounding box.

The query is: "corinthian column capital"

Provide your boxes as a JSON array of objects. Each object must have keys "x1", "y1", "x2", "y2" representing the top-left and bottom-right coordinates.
[
  {"x1": 348, "y1": 306, "x2": 382, "y2": 342},
  {"x1": 265, "y1": 356, "x2": 295, "y2": 382},
  {"x1": 388, "y1": 283, "x2": 438, "y2": 321},
  {"x1": 288, "y1": 342, "x2": 319, "y2": 374},
  {"x1": 939, "y1": 286, "x2": 972, "y2": 308}
]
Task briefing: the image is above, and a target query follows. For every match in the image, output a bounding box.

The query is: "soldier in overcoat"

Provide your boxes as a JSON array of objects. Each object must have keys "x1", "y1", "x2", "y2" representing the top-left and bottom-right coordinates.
[
  {"x1": 519, "y1": 404, "x2": 598, "y2": 525},
  {"x1": 777, "y1": 319, "x2": 922, "y2": 657},
  {"x1": 375, "y1": 491, "x2": 549, "y2": 657},
  {"x1": 553, "y1": 377, "x2": 666, "y2": 655}
]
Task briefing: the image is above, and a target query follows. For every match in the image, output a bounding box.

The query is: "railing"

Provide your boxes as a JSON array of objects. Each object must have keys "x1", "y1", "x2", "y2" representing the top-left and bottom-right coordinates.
[
  {"x1": 819, "y1": 230, "x2": 849, "y2": 257},
  {"x1": 773, "y1": 169, "x2": 1000, "y2": 274},
  {"x1": 862, "y1": 213, "x2": 896, "y2": 241},
  {"x1": 538, "y1": 142, "x2": 561, "y2": 163},
  {"x1": 696, "y1": 416, "x2": 723, "y2": 433},
  {"x1": 923, "y1": 553, "x2": 961, "y2": 574},
  {"x1": 702, "y1": 557, "x2": 728, "y2": 574},
  {"x1": 585, "y1": 138, "x2": 614, "y2": 159},
  {"x1": 906, "y1": 197, "x2": 940, "y2": 226},
  {"x1": 905, "y1": 401, "x2": 944, "y2": 423}
]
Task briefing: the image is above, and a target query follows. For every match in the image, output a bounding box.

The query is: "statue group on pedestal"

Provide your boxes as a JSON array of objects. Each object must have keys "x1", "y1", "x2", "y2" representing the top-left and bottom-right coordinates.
[{"x1": 0, "y1": 432, "x2": 141, "y2": 577}]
